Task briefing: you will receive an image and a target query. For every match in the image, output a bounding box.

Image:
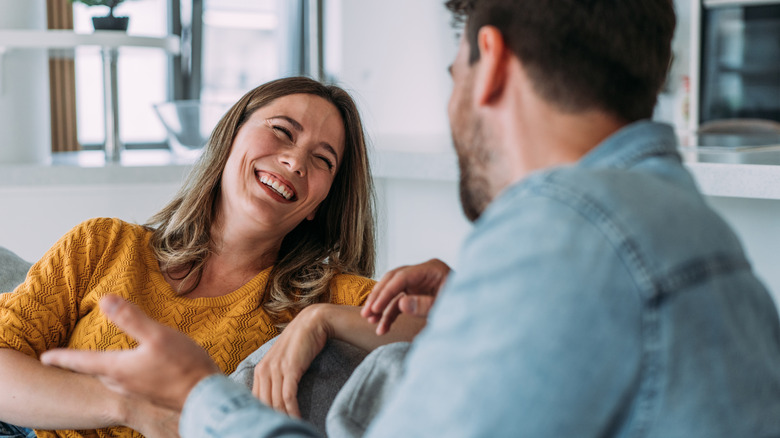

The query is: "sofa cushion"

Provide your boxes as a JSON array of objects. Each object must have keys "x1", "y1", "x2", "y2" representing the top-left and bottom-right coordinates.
[
  {"x1": 326, "y1": 342, "x2": 410, "y2": 438},
  {"x1": 0, "y1": 247, "x2": 32, "y2": 293},
  {"x1": 230, "y1": 336, "x2": 369, "y2": 436}
]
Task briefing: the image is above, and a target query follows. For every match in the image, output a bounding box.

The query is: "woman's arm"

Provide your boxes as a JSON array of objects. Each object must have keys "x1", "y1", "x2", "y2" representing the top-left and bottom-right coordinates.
[
  {"x1": 0, "y1": 348, "x2": 179, "y2": 436},
  {"x1": 0, "y1": 348, "x2": 123, "y2": 429},
  {"x1": 252, "y1": 304, "x2": 425, "y2": 417},
  {"x1": 313, "y1": 303, "x2": 425, "y2": 350}
]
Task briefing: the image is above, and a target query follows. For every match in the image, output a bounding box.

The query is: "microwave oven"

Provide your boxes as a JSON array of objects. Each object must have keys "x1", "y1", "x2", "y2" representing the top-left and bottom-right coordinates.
[{"x1": 696, "y1": 0, "x2": 780, "y2": 132}]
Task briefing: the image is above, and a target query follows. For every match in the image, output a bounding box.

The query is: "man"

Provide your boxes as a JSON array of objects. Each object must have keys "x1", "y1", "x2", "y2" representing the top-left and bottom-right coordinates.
[{"x1": 43, "y1": 0, "x2": 780, "y2": 436}]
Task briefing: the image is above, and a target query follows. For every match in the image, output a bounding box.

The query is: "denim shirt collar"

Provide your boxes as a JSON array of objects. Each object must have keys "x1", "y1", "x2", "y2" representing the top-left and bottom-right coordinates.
[
  {"x1": 486, "y1": 121, "x2": 682, "y2": 221},
  {"x1": 577, "y1": 120, "x2": 680, "y2": 170}
]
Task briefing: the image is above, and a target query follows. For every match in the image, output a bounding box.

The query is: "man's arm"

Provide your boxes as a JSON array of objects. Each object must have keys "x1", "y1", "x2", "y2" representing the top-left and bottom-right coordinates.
[
  {"x1": 41, "y1": 295, "x2": 323, "y2": 438},
  {"x1": 361, "y1": 193, "x2": 643, "y2": 437}
]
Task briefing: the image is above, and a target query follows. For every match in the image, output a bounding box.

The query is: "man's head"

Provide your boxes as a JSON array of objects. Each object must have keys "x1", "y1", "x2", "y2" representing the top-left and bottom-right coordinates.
[
  {"x1": 445, "y1": 0, "x2": 676, "y2": 221},
  {"x1": 446, "y1": 0, "x2": 676, "y2": 122}
]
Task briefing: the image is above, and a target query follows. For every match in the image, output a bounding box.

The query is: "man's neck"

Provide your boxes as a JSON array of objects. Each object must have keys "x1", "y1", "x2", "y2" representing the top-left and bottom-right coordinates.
[{"x1": 499, "y1": 79, "x2": 627, "y2": 185}]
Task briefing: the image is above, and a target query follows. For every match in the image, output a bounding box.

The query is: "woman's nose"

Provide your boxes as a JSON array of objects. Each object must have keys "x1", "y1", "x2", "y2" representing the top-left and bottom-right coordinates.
[{"x1": 280, "y1": 150, "x2": 305, "y2": 176}]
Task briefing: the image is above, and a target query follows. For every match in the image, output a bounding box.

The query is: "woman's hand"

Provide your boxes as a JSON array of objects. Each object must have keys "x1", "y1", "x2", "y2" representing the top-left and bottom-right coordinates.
[
  {"x1": 252, "y1": 304, "x2": 331, "y2": 418},
  {"x1": 361, "y1": 258, "x2": 451, "y2": 335},
  {"x1": 252, "y1": 302, "x2": 426, "y2": 418}
]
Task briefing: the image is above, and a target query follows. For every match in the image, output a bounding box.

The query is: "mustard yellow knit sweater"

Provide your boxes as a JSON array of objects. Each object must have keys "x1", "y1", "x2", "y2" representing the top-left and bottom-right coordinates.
[{"x1": 0, "y1": 218, "x2": 374, "y2": 438}]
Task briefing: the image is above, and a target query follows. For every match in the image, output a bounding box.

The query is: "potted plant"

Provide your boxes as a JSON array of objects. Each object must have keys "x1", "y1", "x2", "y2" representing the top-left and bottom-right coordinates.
[{"x1": 70, "y1": 0, "x2": 131, "y2": 31}]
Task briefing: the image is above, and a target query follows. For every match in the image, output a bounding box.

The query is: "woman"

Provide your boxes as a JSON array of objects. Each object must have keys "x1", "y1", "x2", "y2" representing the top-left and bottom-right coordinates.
[{"x1": 0, "y1": 77, "x2": 421, "y2": 438}]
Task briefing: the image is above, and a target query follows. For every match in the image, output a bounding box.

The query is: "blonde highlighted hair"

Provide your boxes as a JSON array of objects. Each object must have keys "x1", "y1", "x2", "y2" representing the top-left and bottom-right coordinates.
[{"x1": 146, "y1": 77, "x2": 375, "y2": 328}]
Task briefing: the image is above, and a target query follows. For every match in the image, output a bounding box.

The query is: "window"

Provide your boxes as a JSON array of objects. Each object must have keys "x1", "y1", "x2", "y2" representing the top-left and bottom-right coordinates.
[
  {"x1": 72, "y1": 0, "x2": 313, "y2": 150},
  {"x1": 73, "y1": 0, "x2": 169, "y2": 148}
]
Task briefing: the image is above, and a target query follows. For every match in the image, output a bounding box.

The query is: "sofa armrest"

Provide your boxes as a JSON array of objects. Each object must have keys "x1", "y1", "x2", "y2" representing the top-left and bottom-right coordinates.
[{"x1": 0, "y1": 247, "x2": 32, "y2": 293}]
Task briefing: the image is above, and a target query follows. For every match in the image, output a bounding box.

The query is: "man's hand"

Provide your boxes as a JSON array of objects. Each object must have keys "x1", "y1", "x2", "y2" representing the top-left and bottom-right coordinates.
[
  {"x1": 40, "y1": 295, "x2": 221, "y2": 412},
  {"x1": 126, "y1": 398, "x2": 181, "y2": 438},
  {"x1": 361, "y1": 258, "x2": 451, "y2": 335}
]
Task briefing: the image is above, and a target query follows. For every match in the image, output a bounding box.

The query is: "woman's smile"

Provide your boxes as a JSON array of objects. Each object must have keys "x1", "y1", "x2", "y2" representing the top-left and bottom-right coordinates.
[{"x1": 255, "y1": 170, "x2": 297, "y2": 202}]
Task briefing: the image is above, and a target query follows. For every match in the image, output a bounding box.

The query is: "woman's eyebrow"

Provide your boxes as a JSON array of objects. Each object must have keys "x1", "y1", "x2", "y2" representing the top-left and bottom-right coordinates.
[
  {"x1": 321, "y1": 143, "x2": 339, "y2": 164},
  {"x1": 271, "y1": 115, "x2": 304, "y2": 132}
]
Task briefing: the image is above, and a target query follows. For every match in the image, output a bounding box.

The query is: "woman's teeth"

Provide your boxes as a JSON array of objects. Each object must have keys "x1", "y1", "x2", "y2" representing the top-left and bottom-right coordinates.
[{"x1": 259, "y1": 175, "x2": 293, "y2": 200}]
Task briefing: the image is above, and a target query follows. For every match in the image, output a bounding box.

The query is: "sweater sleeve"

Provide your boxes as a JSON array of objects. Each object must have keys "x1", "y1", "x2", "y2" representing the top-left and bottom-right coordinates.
[
  {"x1": 0, "y1": 219, "x2": 111, "y2": 357},
  {"x1": 328, "y1": 274, "x2": 375, "y2": 307}
]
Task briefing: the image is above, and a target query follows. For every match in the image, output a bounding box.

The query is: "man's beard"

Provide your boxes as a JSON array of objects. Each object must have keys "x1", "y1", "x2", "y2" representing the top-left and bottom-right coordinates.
[{"x1": 453, "y1": 118, "x2": 492, "y2": 222}]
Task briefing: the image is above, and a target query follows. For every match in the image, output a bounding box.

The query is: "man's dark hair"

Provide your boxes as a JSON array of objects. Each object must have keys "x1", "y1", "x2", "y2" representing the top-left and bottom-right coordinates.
[{"x1": 445, "y1": 0, "x2": 676, "y2": 122}]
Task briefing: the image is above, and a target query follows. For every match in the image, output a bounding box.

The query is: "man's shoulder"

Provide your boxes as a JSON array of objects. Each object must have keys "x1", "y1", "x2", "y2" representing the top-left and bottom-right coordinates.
[{"x1": 474, "y1": 163, "x2": 753, "y2": 298}]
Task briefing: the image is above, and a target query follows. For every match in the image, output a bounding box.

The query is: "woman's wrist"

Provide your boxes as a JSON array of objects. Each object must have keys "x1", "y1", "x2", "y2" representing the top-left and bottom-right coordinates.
[{"x1": 299, "y1": 303, "x2": 336, "y2": 339}]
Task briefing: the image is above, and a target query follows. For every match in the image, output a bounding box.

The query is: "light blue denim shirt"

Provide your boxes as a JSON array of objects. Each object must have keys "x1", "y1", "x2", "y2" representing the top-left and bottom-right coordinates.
[{"x1": 180, "y1": 121, "x2": 780, "y2": 437}]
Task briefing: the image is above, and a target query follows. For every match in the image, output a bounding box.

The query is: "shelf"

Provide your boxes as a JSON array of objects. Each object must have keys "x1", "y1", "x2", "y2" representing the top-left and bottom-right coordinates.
[
  {"x1": 0, "y1": 30, "x2": 181, "y2": 164},
  {"x1": 0, "y1": 29, "x2": 180, "y2": 54}
]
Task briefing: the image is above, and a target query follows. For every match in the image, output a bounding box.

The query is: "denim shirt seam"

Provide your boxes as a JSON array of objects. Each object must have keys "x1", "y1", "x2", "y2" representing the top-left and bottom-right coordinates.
[
  {"x1": 521, "y1": 178, "x2": 758, "y2": 437},
  {"x1": 524, "y1": 177, "x2": 657, "y2": 296},
  {"x1": 522, "y1": 178, "x2": 667, "y2": 436},
  {"x1": 654, "y1": 253, "x2": 751, "y2": 296}
]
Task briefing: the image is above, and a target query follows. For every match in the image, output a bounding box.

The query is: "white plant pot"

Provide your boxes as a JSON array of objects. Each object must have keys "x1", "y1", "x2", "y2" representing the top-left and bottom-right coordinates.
[{"x1": 0, "y1": 0, "x2": 51, "y2": 165}]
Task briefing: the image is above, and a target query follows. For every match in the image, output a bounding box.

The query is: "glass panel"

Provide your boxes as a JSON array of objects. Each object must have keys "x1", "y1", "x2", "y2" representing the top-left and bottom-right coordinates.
[
  {"x1": 200, "y1": 0, "x2": 298, "y2": 104},
  {"x1": 700, "y1": 4, "x2": 780, "y2": 123}
]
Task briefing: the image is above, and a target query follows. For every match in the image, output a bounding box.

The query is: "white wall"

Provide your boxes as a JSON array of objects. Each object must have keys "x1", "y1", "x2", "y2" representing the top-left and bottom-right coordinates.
[
  {"x1": 706, "y1": 196, "x2": 780, "y2": 307},
  {"x1": 322, "y1": 0, "x2": 472, "y2": 277},
  {"x1": 375, "y1": 178, "x2": 471, "y2": 277},
  {"x1": 324, "y1": 0, "x2": 458, "y2": 150},
  {"x1": 0, "y1": 183, "x2": 180, "y2": 262}
]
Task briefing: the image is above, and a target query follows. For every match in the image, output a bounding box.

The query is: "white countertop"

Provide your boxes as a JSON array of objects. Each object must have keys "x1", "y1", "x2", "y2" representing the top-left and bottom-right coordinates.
[
  {"x1": 685, "y1": 161, "x2": 780, "y2": 200},
  {"x1": 0, "y1": 148, "x2": 460, "y2": 187},
  {"x1": 2, "y1": 147, "x2": 780, "y2": 201}
]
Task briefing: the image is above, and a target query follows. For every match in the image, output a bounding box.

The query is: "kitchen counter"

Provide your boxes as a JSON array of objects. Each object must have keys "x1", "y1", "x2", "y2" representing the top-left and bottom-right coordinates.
[
  {"x1": 2, "y1": 146, "x2": 780, "y2": 200},
  {"x1": 0, "y1": 147, "x2": 461, "y2": 186}
]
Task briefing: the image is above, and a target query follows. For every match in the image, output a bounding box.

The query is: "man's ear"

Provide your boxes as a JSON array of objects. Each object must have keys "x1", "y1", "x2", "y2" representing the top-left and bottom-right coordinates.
[{"x1": 472, "y1": 26, "x2": 509, "y2": 106}]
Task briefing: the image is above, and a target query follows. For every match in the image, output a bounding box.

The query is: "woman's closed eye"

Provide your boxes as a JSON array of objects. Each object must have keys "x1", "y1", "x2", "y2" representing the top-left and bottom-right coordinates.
[
  {"x1": 315, "y1": 155, "x2": 334, "y2": 171},
  {"x1": 273, "y1": 125, "x2": 294, "y2": 141}
]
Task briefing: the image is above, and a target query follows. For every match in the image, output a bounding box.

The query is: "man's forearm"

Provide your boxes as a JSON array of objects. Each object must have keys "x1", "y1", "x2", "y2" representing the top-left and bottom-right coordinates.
[{"x1": 181, "y1": 375, "x2": 322, "y2": 438}]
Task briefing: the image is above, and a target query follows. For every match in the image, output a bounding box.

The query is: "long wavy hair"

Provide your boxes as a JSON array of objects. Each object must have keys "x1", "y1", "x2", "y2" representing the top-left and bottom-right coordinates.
[{"x1": 146, "y1": 77, "x2": 376, "y2": 328}]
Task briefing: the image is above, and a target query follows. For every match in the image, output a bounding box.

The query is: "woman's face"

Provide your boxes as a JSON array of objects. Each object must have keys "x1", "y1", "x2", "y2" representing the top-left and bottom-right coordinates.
[{"x1": 219, "y1": 93, "x2": 345, "y2": 239}]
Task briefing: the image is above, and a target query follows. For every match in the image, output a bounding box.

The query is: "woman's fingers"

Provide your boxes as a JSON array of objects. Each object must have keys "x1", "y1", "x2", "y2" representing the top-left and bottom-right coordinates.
[
  {"x1": 271, "y1": 367, "x2": 286, "y2": 415},
  {"x1": 282, "y1": 375, "x2": 301, "y2": 418}
]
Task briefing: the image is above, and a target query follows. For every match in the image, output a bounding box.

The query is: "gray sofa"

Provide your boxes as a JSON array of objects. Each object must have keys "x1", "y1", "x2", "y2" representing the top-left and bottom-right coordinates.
[
  {"x1": 0, "y1": 246, "x2": 405, "y2": 437},
  {"x1": 0, "y1": 247, "x2": 32, "y2": 293}
]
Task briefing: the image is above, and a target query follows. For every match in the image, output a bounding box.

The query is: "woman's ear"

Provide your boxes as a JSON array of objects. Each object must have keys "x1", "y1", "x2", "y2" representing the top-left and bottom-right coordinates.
[
  {"x1": 306, "y1": 207, "x2": 318, "y2": 221},
  {"x1": 473, "y1": 26, "x2": 509, "y2": 107}
]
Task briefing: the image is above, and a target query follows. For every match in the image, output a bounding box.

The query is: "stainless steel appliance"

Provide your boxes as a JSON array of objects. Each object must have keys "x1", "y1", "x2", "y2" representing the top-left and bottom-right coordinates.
[
  {"x1": 691, "y1": 0, "x2": 780, "y2": 162},
  {"x1": 699, "y1": 0, "x2": 780, "y2": 126}
]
